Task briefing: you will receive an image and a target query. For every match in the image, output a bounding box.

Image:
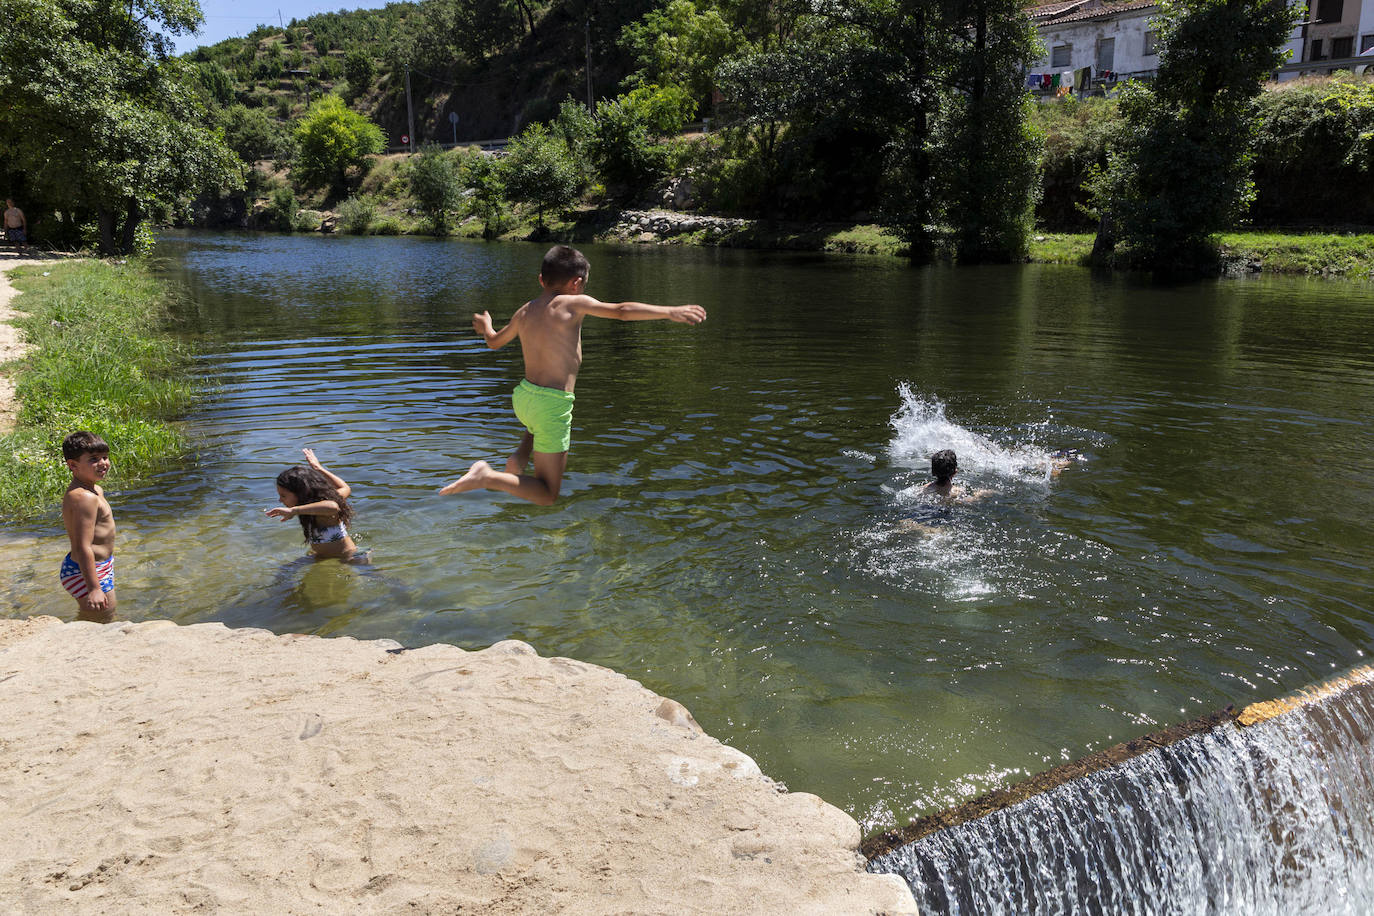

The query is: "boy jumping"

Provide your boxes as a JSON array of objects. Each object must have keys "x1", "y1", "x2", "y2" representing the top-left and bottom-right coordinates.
[
  {"x1": 59, "y1": 431, "x2": 117, "y2": 622},
  {"x1": 441, "y1": 245, "x2": 705, "y2": 506}
]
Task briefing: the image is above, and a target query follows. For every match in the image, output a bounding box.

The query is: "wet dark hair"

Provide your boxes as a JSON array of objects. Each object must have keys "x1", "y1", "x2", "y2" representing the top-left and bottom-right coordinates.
[
  {"x1": 63, "y1": 430, "x2": 109, "y2": 461},
  {"x1": 540, "y1": 245, "x2": 589, "y2": 285},
  {"x1": 276, "y1": 465, "x2": 352, "y2": 542},
  {"x1": 930, "y1": 449, "x2": 957, "y2": 484}
]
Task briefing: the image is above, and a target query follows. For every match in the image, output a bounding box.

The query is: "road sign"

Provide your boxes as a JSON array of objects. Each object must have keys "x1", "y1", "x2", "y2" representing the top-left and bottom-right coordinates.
[
  {"x1": 401, "y1": 134, "x2": 410, "y2": 145},
  {"x1": 448, "y1": 112, "x2": 459, "y2": 124}
]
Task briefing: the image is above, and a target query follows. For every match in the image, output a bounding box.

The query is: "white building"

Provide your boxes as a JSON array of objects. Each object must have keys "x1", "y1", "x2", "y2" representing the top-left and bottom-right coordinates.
[
  {"x1": 1028, "y1": 0, "x2": 1161, "y2": 89},
  {"x1": 1025, "y1": 0, "x2": 1367, "y2": 94}
]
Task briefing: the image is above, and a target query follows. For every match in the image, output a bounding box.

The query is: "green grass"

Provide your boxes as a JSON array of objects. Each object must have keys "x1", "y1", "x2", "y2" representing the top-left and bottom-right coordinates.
[
  {"x1": 1028, "y1": 233, "x2": 1094, "y2": 265},
  {"x1": 0, "y1": 261, "x2": 195, "y2": 518},
  {"x1": 1217, "y1": 231, "x2": 1374, "y2": 279}
]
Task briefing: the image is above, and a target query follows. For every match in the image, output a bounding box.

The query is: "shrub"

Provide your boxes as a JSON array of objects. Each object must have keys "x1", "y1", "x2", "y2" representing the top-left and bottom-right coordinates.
[
  {"x1": 592, "y1": 94, "x2": 673, "y2": 192},
  {"x1": 263, "y1": 187, "x2": 298, "y2": 231},
  {"x1": 501, "y1": 124, "x2": 581, "y2": 227},
  {"x1": 460, "y1": 152, "x2": 510, "y2": 237},
  {"x1": 1031, "y1": 98, "x2": 1119, "y2": 230},
  {"x1": 408, "y1": 143, "x2": 463, "y2": 233},
  {"x1": 293, "y1": 94, "x2": 385, "y2": 189},
  {"x1": 1250, "y1": 76, "x2": 1374, "y2": 225},
  {"x1": 370, "y1": 216, "x2": 402, "y2": 235},
  {"x1": 337, "y1": 195, "x2": 376, "y2": 234}
]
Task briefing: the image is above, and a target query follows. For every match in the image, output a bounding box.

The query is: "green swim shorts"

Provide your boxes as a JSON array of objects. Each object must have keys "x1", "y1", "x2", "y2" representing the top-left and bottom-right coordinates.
[{"x1": 512, "y1": 379, "x2": 575, "y2": 453}]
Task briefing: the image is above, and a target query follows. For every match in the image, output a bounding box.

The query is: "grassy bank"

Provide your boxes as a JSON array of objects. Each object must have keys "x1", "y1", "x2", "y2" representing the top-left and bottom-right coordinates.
[
  {"x1": 1026, "y1": 231, "x2": 1374, "y2": 279},
  {"x1": 0, "y1": 261, "x2": 194, "y2": 518}
]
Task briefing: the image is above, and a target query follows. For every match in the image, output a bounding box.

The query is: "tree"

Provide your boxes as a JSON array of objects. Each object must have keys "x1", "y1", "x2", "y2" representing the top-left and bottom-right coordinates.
[
  {"x1": 460, "y1": 152, "x2": 509, "y2": 238},
  {"x1": 1090, "y1": 0, "x2": 1299, "y2": 270},
  {"x1": 0, "y1": 0, "x2": 242, "y2": 255},
  {"x1": 931, "y1": 0, "x2": 1042, "y2": 262},
  {"x1": 343, "y1": 48, "x2": 376, "y2": 92},
  {"x1": 292, "y1": 95, "x2": 385, "y2": 190},
  {"x1": 409, "y1": 144, "x2": 463, "y2": 232},
  {"x1": 621, "y1": 0, "x2": 743, "y2": 109},
  {"x1": 219, "y1": 104, "x2": 289, "y2": 163},
  {"x1": 501, "y1": 124, "x2": 580, "y2": 227}
]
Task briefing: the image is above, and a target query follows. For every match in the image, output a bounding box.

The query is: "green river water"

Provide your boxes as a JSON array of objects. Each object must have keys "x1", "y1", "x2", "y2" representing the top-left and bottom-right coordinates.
[{"x1": 4, "y1": 232, "x2": 1372, "y2": 832}]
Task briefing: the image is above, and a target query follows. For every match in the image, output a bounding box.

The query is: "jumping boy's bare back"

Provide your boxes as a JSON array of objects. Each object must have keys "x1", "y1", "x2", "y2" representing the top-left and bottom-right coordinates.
[{"x1": 441, "y1": 245, "x2": 705, "y2": 506}]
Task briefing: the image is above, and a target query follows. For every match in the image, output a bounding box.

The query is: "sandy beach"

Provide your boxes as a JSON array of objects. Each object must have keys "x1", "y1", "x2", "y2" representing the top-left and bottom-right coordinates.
[{"x1": 0, "y1": 617, "x2": 916, "y2": 914}]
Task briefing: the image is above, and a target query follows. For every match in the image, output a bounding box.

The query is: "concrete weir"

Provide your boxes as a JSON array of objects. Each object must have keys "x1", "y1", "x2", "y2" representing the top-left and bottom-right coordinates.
[
  {"x1": 867, "y1": 666, "x2": 1374, "y2": 913},
  {"x1": 0, "y1": 617, "x2": 916, "y2": 915}
]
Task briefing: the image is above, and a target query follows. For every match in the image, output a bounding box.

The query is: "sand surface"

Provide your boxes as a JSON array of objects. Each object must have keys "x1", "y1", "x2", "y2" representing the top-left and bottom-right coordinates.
[
  {"x1": 0, "y1": 617, "x2": 916, "y2": 914},
  {"x1": 0, "y1": 252, "x2": 83, "y2": 433}
]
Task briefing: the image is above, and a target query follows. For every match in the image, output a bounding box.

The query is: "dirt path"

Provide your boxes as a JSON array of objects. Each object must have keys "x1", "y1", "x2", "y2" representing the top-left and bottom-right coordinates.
[{"x1": 0, "y1": 251, "x2": 84, "y2": 433}]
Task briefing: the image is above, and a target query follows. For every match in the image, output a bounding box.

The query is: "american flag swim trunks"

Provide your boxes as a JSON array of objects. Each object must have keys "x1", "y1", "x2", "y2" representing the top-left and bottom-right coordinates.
[{"x1": 59, "y1": 553, "x2": 114, "y2": 598}]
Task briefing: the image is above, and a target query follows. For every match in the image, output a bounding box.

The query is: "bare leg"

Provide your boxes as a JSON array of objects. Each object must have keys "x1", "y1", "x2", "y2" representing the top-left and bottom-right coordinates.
[
  {"x1": 440, "y1": 450, "x2": 568, "y2": 506},
  {"x1": 505, "y1": 432, "x2": 534, "y2": 475}
]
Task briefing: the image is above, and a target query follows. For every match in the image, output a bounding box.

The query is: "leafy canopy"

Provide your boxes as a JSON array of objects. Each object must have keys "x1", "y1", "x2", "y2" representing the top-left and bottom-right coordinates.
[
  {"x1": 0, "y1": 0, "x2": 241, "y2": 251},
  {"x1": 292, "y1": 95, "x2": 385, "y2": 189}
]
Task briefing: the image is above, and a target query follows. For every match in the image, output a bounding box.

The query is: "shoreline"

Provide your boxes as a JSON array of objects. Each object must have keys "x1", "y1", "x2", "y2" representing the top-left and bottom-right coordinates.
[
  {"x1": 0, "y1": 616, "x2": 917, "y2": 914},
  {"x1": 192, "y1": 212, "x2": 1374, "y2": 281}
]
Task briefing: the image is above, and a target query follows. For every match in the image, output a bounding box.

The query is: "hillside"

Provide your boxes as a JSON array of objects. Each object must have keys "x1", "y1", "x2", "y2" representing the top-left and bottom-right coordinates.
[{"x1": 184, "y1": 0, "x2": 648, "y2": 149}]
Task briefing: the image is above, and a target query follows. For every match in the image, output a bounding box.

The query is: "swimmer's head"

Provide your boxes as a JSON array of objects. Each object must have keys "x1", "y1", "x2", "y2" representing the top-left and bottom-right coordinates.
[{"x1": 930, "y1": 449, "x2": 957, "y2": 484}]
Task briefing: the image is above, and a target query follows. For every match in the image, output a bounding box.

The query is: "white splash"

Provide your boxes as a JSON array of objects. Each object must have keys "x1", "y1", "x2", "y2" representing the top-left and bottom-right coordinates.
[{"x1": 886, "y1": 384, "x2": 1065, "y2": 485}]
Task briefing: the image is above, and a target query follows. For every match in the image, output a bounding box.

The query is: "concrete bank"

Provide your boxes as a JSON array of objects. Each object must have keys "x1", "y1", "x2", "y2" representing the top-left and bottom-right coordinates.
[{"x1": 0, "y1": 617, "x2": 917, "y2": 914}]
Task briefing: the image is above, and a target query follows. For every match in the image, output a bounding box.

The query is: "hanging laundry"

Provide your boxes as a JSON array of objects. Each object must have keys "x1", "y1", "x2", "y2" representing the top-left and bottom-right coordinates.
[
  {"x1": 1073, "y1": 67, "x2": 1092, "y2": 91},
  {"x1": 1041, "y1": 73, "x2": 1053, "y2": 89},
  {"x1": 1027, "y1": 73, "x2": 1041, "y2": 89},
  {"x1": 1050, "y1": 73, "x2": 1061, "y2": 89}
]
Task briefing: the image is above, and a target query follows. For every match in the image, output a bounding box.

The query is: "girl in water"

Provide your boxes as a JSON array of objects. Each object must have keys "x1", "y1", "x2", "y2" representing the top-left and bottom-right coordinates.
[{"x1": 266, "y1": 448, "x2": 363, "y2": 560}]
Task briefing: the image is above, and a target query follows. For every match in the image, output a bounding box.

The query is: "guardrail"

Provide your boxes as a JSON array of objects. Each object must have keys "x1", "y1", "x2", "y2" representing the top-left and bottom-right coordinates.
[{"x1": 383, "y1": 138, "x2": 510, "y2": 155}]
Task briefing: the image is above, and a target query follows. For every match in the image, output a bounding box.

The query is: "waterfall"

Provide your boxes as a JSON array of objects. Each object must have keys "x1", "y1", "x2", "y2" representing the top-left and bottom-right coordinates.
[{"x1": 867, "y1": 668, "x2": 1374, "y2": 915}]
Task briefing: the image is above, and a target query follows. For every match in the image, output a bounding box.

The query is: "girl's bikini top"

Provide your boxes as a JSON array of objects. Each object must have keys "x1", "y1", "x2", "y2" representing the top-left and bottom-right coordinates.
[{"x1": 307, "y1": 522, "x2": 348, "y2": 545}]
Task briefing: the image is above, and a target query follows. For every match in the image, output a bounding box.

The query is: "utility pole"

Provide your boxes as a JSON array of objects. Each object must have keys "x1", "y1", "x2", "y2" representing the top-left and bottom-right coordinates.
[
  {"x1": 584, "y1": 13, "x2": 595, "y2": 113},
  {"x1": 405, "y1": 65, "x2": 416, "y2": 154}
]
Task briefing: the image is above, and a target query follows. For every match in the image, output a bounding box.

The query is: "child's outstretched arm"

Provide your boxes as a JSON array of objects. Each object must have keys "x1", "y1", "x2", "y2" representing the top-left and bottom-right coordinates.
[
  {"x1": 570, "y1": 297, "x2": 706, "y2": 325},
  {"x1": 266, "y1": 499, "x2": 341, "y2": 520},
  {"x1": 302, "y1": 447, "x2": 351, "y2": 499},
  {"x1": 473, "y1": 309, "x2": 521, "y2": 349}
]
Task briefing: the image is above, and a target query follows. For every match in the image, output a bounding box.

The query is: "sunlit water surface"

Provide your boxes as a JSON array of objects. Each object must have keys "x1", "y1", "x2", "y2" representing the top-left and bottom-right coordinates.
[{"x1": 4, "y1": 232, "x2": 1373, "y2": 830}]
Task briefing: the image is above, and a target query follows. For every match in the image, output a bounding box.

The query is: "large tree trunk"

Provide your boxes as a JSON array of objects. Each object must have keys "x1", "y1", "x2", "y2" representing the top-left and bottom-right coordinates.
[
  {"x1": 119, "y1": 197, "x2": 140, "y2": 255},
  {"x1": 1091, "y1": 212, "x2": 1116, "y2": 264},
  {"x1": 905, "y1": 5, "x2": 936, "y2": 265},
  {"x1": 97, "y1": 207, "x2": 119, "y2": 256}
]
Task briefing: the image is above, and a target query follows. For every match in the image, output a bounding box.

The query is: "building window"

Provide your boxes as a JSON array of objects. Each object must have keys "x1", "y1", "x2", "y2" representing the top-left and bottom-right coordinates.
[
  {"x1": 1310, "y1": 38, "x2": 1324, "y2": 60},
  {"x1": 1315, "y1": 0, "x2": 1342, "y2": 22},
  {"x1": 1143, "y1": 30, "x2": 1158, "y2": 56},
  {"x1": 1331, "y1": 36, "x2": 1353, "y2": 58},
  {"x1": 1362, "y1": 33, "x2": 1374, "y2": 53},
  {"x1": 1096, "y1": 37, "x2": 1115, "y2": 73},
  {"x1": 1052, "y1": 44, "x2": 1071, "y2": 68}
]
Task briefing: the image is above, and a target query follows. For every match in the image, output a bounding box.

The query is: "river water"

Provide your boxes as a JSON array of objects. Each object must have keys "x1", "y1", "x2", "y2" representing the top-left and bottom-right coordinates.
[{"x1": 4, "y1": 232, "x2": 1372, "y2": 831}]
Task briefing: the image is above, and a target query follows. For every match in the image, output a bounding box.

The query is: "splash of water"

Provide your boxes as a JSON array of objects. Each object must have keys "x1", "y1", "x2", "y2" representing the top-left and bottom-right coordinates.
[
  {"x1": 886, "y1": 384, "x2": 1066, "y2": 487},
  {"x1": 869, "y1": 675, "x2": 1374, "y2": 914}
]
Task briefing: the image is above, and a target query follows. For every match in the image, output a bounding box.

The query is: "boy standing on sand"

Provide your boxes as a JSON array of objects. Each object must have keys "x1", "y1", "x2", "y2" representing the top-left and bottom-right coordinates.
[
  {"x1": 441, "y1": 245, "x2": 706, "y2": 506},
  {"x1": 59, "y1": 431, "x2": 117, "y2": 622}
]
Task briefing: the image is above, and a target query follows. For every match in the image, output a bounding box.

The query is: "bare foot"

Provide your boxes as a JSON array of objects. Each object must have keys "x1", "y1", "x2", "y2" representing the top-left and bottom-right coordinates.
[{"x1": 439, "y1": 460, "x2": 495, "y2": 495}]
